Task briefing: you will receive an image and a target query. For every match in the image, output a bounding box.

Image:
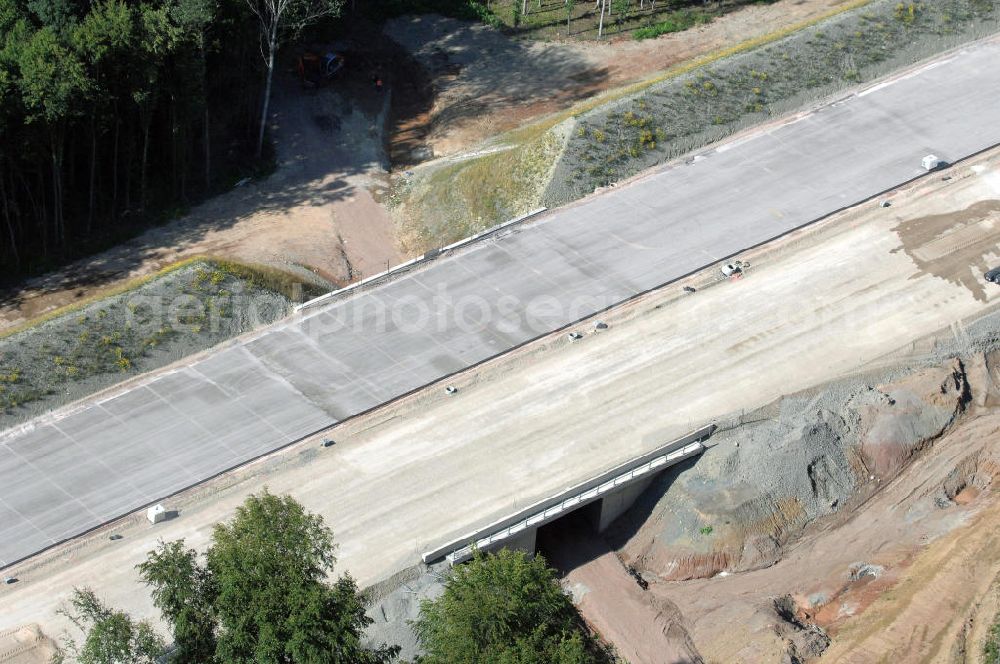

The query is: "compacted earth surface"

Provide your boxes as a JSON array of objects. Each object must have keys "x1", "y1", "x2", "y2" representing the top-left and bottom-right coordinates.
[
  {"x1": 0, "y1": 0, "x2": 861, "y2": 333},
  {"x1": 366, "y1": 337, "x2": 1000, "y2": 664},
  {"x1": 5, "y1": 4, "x2": 1000, "y2": 663},
  {"x1": 5, "y1": 142, "x2": 997, "y2": 662}
]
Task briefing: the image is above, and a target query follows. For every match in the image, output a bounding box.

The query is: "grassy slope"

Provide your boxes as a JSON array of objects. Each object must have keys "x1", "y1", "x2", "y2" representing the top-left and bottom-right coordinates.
[
  {"x1": 550, "y1": 0, "x2": 1000, "y2": 203},
  {"x1": 394, "y1": 131, "x2": 563, "y2": 253},
  {"x1": 394, "y1": 0, "x2": 1000, "y2": 253},
  {"x1": 0, "y1": 258, "x2": 323, "y2": 429},
  {"x1": 392, "y1": 0, "x2": 874, "y2": 254}
]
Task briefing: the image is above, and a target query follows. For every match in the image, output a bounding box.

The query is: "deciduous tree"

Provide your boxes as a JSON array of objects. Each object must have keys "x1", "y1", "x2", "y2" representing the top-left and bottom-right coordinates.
[
  {"x1": 415, "y1": 548, "x2": 611, "y2": 664},
  {"x1": 17, "y1": 25, "x2": 89, "y2": 247},
  {"x1": 137, "y1": 540, "x2": 218, "y2": 664},
  {"x1": 137, "y1": 489, "x2": 398, "y2": 663},
  {"x1": 244, "y1": 0, "x2": 343, "y2": 157},
  {"x1": 56, "y1": 588, "x2": 165, "y2": 664}
]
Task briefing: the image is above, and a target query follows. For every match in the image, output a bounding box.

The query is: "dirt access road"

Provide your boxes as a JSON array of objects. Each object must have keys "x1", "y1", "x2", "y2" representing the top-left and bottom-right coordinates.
[
  {"x1": 0, "y1": 0, "x2": 858, "y2": 331},
  {"x1": 0, "y1": 72, "x2": 401, "y2": 332},
  {"x1": 541, "y1": 514, "x2": 702, "y2": 664},
  {"x1": 4, "y1": 137, "x2": 1000, "y2": 646},
  {"x1": 385, "y1": 0, "x2": 858, "y2": 157}
]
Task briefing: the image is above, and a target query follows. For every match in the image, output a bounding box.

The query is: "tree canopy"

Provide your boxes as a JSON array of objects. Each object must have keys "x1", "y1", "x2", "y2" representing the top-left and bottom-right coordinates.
[
  {"x1": 414, "y1": 548, "x2": 612, "y2": 664},
  {"x1": 133, "y1": 489, "x2": 398, "y2": 664},
  {"x1": 0, "y1": 0, "x2": 268, "y2": 277},
  {"x1": 58, "y1": 495, "x2": 616, "y2": 663},
  {"x1": 56, "y1": 588, "x2": 165, "y2": 664}
]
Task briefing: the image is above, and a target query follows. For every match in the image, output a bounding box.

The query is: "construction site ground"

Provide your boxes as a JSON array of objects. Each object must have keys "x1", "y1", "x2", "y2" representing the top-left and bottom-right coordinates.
[
  {"x1": 5, "y1": 34, "x2": 998, "y2": 570},
  {"x1": 542, "y1": 378, "x2": 1000, "y2": 664},
  {"x1": 383, "y1": 0, "x2": 854, "y2": 157},
  {"x1": 5, "y1": 136, "x2": 1000, "y2": 660},
  {"x1": 0, "y1": 0, "x2": 854, "y2": 334}
]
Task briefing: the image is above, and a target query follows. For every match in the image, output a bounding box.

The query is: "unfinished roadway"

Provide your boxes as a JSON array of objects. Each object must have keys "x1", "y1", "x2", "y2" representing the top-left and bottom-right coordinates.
[
  {"x1": 6, "y1": 62, "x2": 1000, "y2": 646},
  {"x1": 3, "y1": 38, "x2": 1000, "y2": 571}
]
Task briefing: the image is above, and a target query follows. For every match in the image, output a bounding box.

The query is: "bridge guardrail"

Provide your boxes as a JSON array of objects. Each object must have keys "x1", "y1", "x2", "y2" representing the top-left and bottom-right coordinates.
[{"x1": 421, "y1": 423, "x2": 714, "y2": 564}]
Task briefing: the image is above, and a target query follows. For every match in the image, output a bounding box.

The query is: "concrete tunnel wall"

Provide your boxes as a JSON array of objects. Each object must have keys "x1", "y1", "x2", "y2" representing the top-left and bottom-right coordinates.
[
  {"x1": 478, "y1": 475, "x2": 657, "y2": 558},
  {"x1": 593, "y1": 475, "x2": 656, "y2": 533}
]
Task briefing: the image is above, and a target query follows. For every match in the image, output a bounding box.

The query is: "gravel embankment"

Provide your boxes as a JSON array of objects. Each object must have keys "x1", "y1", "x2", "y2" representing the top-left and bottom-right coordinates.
[
  {"x1": 545, "y1": 0, "x2": 1000, "y2": 205},
  {"x1": 0, "y1": 261, "x2": 295, "y2": 430}
]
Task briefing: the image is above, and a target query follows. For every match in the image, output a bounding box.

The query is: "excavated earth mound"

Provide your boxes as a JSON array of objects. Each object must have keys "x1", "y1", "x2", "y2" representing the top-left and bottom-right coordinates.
[{"x1": 609, "y1": 359, "x2": 971, "y2": 582}]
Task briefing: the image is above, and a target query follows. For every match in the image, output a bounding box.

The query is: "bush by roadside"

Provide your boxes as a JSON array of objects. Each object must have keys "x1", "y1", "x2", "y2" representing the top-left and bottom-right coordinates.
[
  {"x1": 987, "y1": 622, "x2": 1000, "y2": 663},
  {"x1": 633, "y1": 8, "x2": 714, "y2": 40}
]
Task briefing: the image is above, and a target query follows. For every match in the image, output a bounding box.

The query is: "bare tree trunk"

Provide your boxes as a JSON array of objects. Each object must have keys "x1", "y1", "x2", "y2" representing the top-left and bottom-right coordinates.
[
  {"x1": 204, "y1": 108, "x2": 211, "y2": 191},
  {"x1": 0, "y1": 159, "x2": 19, "y2": 269},
  {"x1": 17, "y1": 171, "x2": 39, "y2": 238},
  {"x1": 170, "y1": 94, "x2": 179, "y2": 197},
  {"x1": 88, "y1": 119, "x2": 97, "y2": 233},
  {"x1": 32, "y1": 170, "x2": 48, "y2": 257},
  {"x1": 140, "y1": 121, "x2": 151, "y2": 210},
  {"x1": 50, "y1": 136, "x2": 64, "y2": 248},
  {"x1": 126, "y1": 126, "x2": 134, "y2": 213},
  {"x1": 111, "y1": 117, "x2": 119, "y2": 218},
  {"x1": 598, "y1": 0, "x2": 607, "y2": 37},
  {"x1": 255, "y1": 29, "x2": 277, "y2": 160}
]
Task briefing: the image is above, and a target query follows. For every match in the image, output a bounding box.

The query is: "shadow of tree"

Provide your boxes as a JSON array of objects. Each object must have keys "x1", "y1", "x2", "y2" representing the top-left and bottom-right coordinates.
[
  {"x1": 385, "y1": 14, "x2": 610, "y2": 142},
  {"x1": 0, "y1": 69, "x2": 384, "y2": 314}
]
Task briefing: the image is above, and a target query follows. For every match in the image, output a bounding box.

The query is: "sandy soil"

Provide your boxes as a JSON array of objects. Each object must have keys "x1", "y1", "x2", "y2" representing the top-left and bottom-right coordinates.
[
  {"x1": 652, "y1": 404, "x2": 1000, "y2": 664},
  {"x1": 1, "y1": 0, "x2": 851, "y2": 332},
  {"x1": 3, "y1": 135, "x2": 1000, "y2": 652},
  {"x1": 0, "y1": 73, "x2": 401, "y2": 332},
  {"x1": 385, "y1": 0, "x2": 857, "y2": 157},
  {"x1": 0, "y1": 625, "x2": 56, "y2": 664},
  {"x1": 541, "y1": 514, "x2": 702, "y2": 664}
]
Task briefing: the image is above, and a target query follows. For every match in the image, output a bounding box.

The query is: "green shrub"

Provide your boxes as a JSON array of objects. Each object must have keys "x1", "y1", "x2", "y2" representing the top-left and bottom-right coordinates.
[
  {"x1": 634, "y1": 10, "x2": 713, "y2": 40},
  {"x1": 415, "y1": 549, "x2": 612, "y2": 663},
  {"x1": 984, "y1": 618, "x2": 1000, "y2": 661}
]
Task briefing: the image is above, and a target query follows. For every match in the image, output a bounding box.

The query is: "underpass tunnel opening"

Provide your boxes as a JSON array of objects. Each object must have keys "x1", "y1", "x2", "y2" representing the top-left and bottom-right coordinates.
[
  {"x1": 434, "y1": 427, "x2": 713, "y2": 569},
  {"x1": 536, "y1": 508, "x2": 607, "y2": 575},
  {"x1": 478, "y1": 480, "x2": 655, "y2": 571},
  {"x1": 458, "y1": 498, "x2": 608, "y2": 566},
  {"x1": 537, "y1": 461, "x2": 698, "y2": 574}
]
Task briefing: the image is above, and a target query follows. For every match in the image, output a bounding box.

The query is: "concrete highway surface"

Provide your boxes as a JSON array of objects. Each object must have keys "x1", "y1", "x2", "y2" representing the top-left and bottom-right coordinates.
[{"x1": 2, "y1": 39, "x2": 1000, "y2": 568}]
